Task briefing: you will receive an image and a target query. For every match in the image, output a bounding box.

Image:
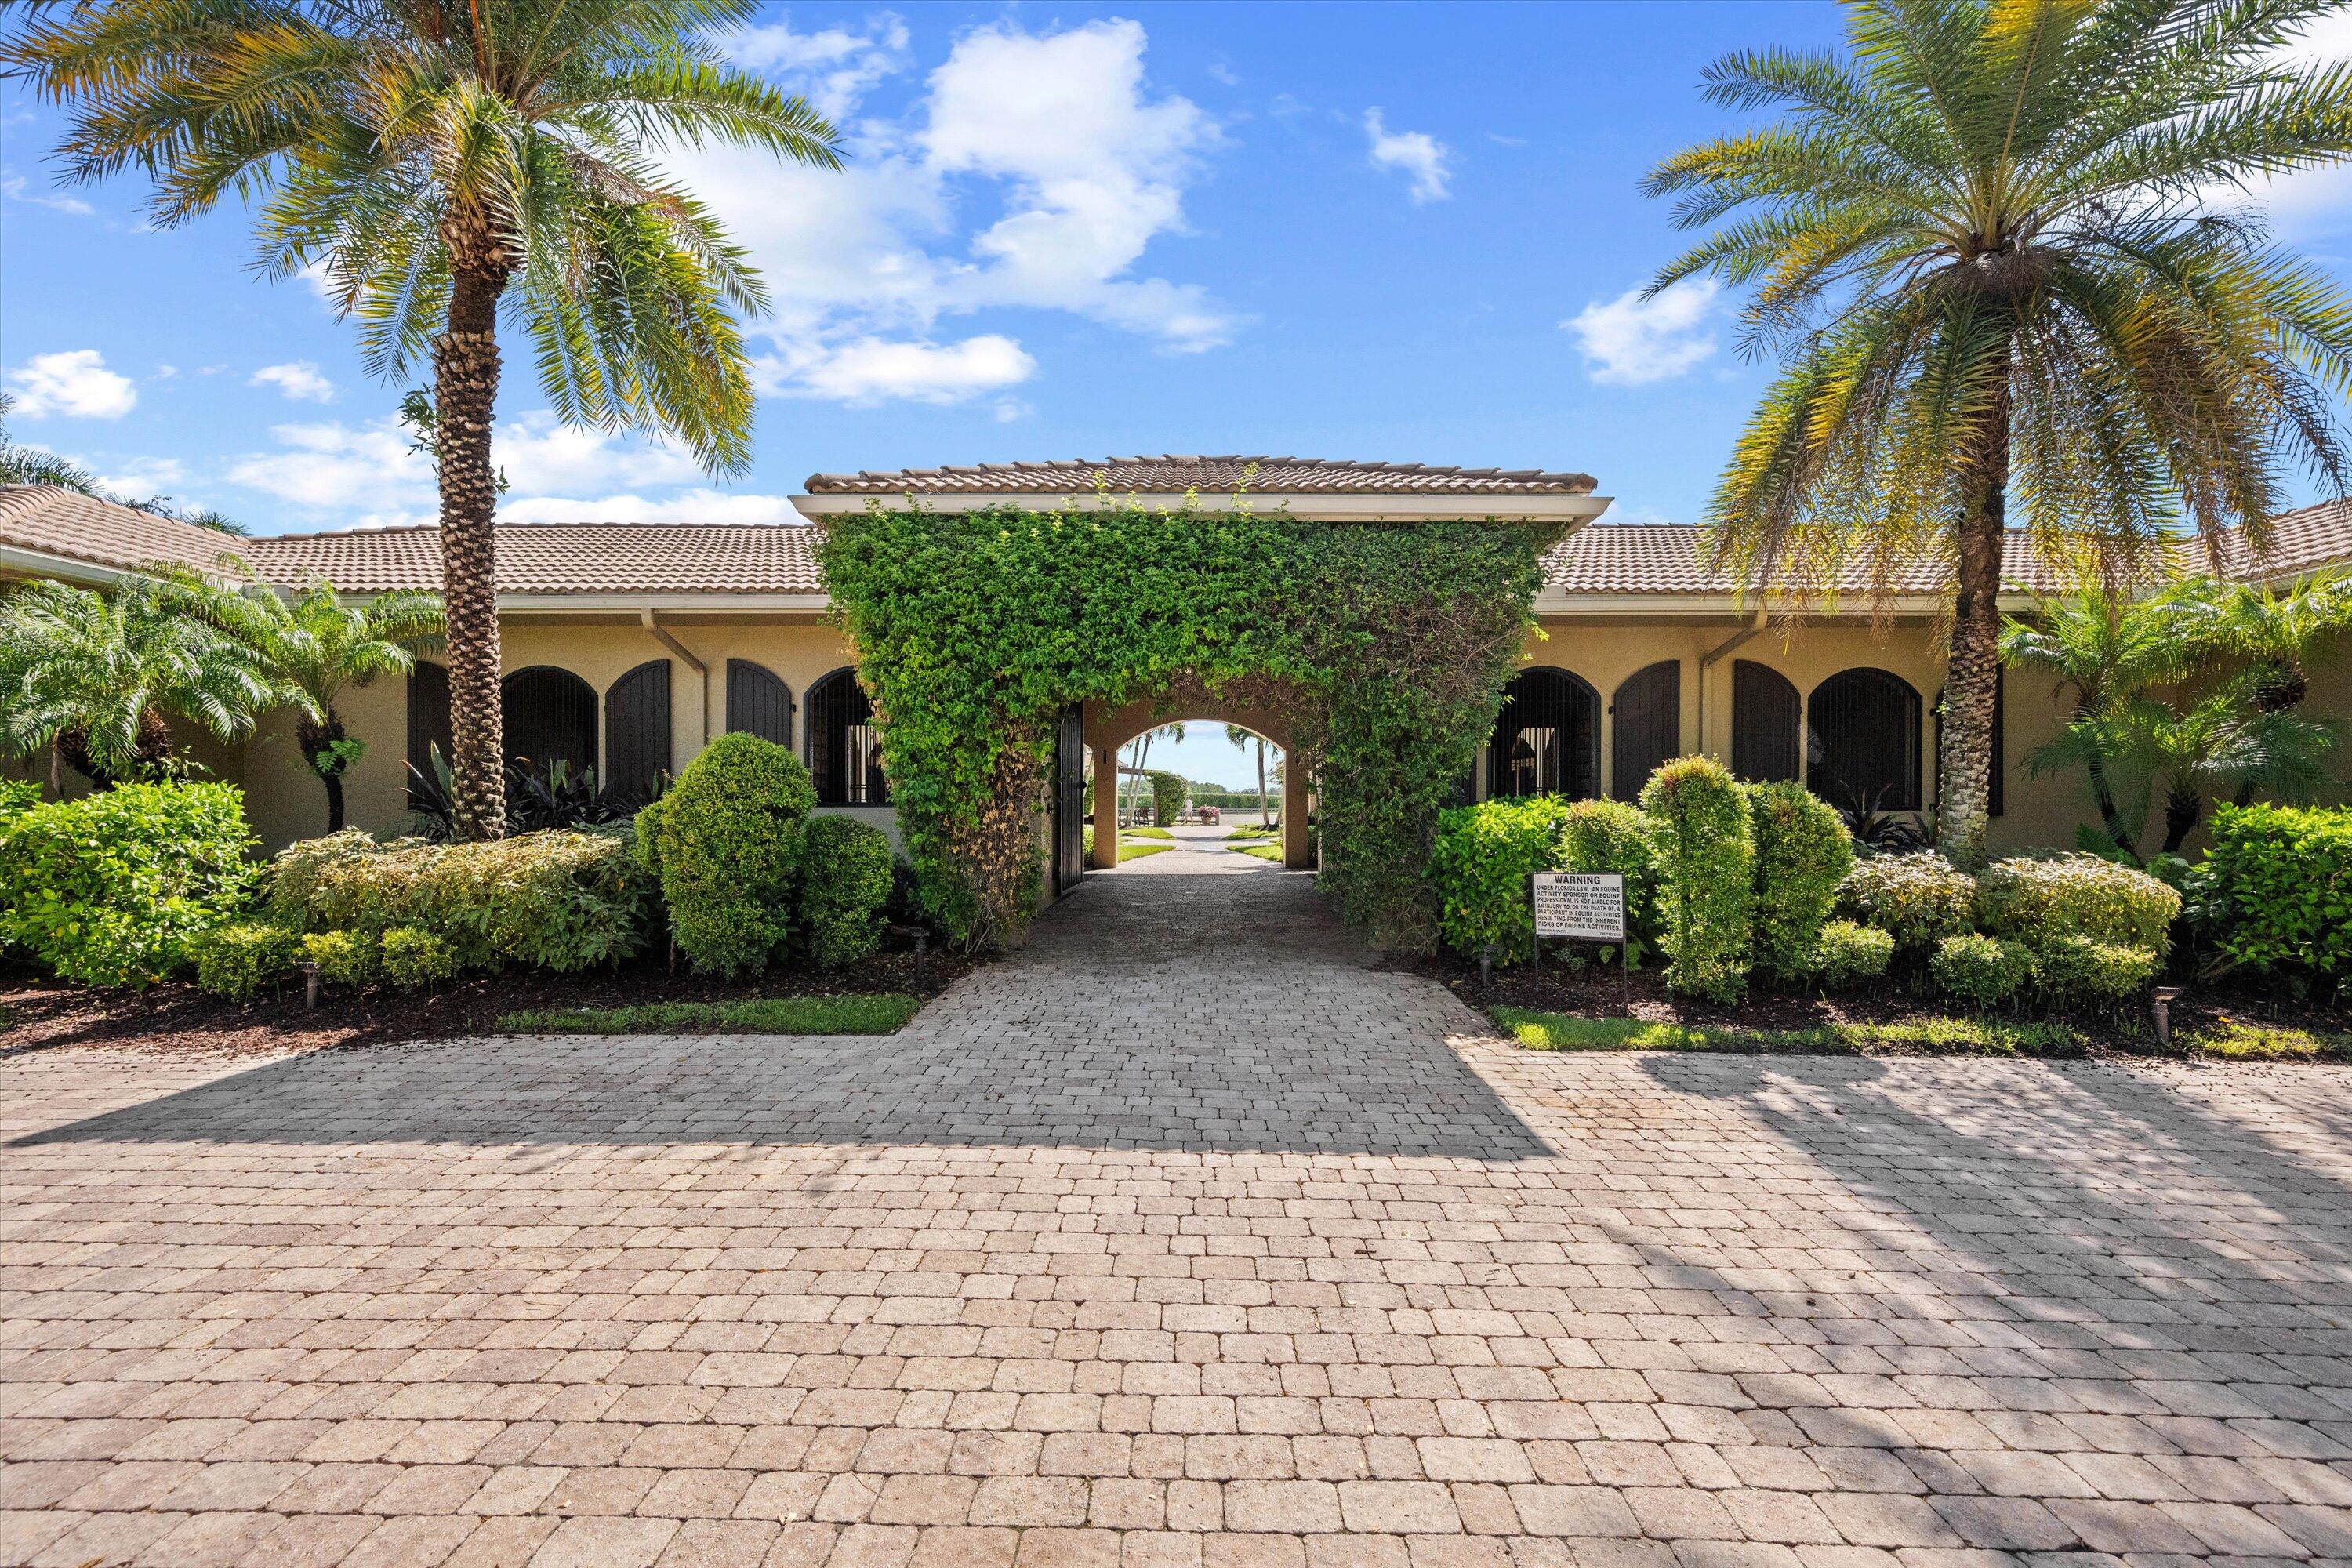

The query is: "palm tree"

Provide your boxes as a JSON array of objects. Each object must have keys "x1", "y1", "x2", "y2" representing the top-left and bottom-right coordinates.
[
  {"x1": 1225, "y1": 723, "x2": 1273, "y2": 826},
  {"x1": 9, "y1": 0, "x2": 842, "y2": 841},
  {"x1": 1646, "y1": 0, "x2": 2352, "y2": 866},
  {"x1": 178, "y1": 575, "x2": 446, "y2": 830},
  {"x1": 0, "y1": 394, "x2": 105, "y2": 495},
  {"x1": 0, "y1": 577, "x2": 277, "y2": 789}
]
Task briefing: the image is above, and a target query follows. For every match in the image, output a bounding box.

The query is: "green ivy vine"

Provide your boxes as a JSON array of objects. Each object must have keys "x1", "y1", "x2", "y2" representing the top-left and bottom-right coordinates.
[{"x1": 820, "y1": 498, "x2": 1563, "y2": 950}]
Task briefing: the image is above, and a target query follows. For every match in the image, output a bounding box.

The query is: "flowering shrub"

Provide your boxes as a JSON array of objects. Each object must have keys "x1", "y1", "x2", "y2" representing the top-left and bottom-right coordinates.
[
  {"x1": 1811, "y1": 919, "x2": 1893, "y2": 985},
  {"x1": 1931, "y1": 934, "x2": 2034, "y2": 1007},
  {"x1": 1640, "y1": 757, "x2": 1754, "y2": 1001},
  {"x1": 1977, "y1": 853, "x2": 2180, "y2": 958},
  {"x1": 1748, "y1": 781, "x2": 1854, "y2": 981},
  {"x1": 1835, "y1": 851, "x2": 1976, "y2": 953},
  {"x1": 1431, "y1": 795, "x2": 1573, "y2": 962}
]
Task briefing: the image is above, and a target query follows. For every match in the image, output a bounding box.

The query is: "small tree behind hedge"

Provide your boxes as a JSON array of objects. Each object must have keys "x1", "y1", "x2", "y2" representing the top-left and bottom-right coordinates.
[
  {"x1": 1639, "y1": 757, "x2": 1754, "y2": 1001},
  {"x1": 802, "y1": 816, "x2": 894, "y2": 969},
  {"x1": 637, "y1": 733, "x2": 815, "y2": 976},
  {"x1": 1748, "y1": 781, "x2": 1853, "y2": 981},
  {"x1": 1148, "y1": 771, "x2": 1187, "y2": 827}
]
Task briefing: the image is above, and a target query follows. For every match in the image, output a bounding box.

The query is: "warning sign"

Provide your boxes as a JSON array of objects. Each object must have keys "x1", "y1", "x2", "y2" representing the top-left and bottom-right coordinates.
[{"x1": 1531, "y1": 871, "x2": 1625, "y2": 942}]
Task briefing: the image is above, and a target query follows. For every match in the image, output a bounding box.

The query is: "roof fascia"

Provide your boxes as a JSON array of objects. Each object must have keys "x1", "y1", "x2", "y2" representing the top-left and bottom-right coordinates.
[
  {"x1": 495, "y1": 591, "x2": 833, "y2": 614},
  {"x1": 792, "y1": 492, "x2": 1613, "y2": 524}
]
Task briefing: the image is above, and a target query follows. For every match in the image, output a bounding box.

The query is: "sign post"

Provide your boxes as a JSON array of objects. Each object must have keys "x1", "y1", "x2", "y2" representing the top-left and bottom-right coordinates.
[{"x1": 1530, "y1": 870, "x2": 1629, "y2": 1004}]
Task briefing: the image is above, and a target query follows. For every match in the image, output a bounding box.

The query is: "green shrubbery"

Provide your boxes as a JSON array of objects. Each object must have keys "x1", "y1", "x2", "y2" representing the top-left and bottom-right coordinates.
[
  {"x1": 1835, "y1": 852, "x2": 1977, "y2": 953},
  {"x1": 1812, "y1": 920, "x2": 1893, "y2": 985},
  {"x1": 1640, "y1": 757, "x2": 1754, "y2": 1002},
  {"x1": 1931, "y1": 934, "x2": 2033, "y2": 1008},
  {"x1": 266, "y1": 826, "x2": 650, "y2": 974},
  {"x1": 302, "y1": 928, "x2": 379, "y2": 988},
  {"x1": 1430, "y1": 795, "x2": 1572, "y2": 961},
  {"x1": 1559, "y1": 798, "x2": 1657, "y2": 953},
  {"x1": 1748, "y1": 782, "x2": 1853, "y2": 981},
  {"x1": 2033, "y1": 934, "x2": 2159, "y2": 1003},
  {"x1": 380, "y1": 925, "x2": 458, "y2": 989},
  {"x1": 1977, "y1": 854, "x2": 2179, "y2": 956},
  {"x1": 802, "y1": 816, "x2": 894, "y2": 969},
  {"x1": 2194, "y1": 802, "x2": 2352, "y2": 989},
  {"x1": 0, "y1": 782, "x2": 259, "y2": 986},
  {"x1": 191, "y1": 922, "x2": 303, "y2": 1001},
  {"x1": 636, "y1": 733, "x2": 815, "y2": 975}
]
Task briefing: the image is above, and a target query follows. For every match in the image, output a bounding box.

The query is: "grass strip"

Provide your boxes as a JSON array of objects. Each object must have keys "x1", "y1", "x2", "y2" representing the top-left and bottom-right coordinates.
[
  {"x1": 1223, "y1": 825, "x2": 1279, "y2": 840},
  {"x1": 497, "y1": 994, "x2": 924, "y2": 1036},
  {"x1": 2174, "y1": 1019, "x2": 2352, "y2": 1060},
  {"x1": 1120, "y1": 840, "x2": 1176, "y2": 862},
  {"x1": 1491, "y1": 1007, "x2": 2092, "y2": 1057},
  {"x1": 1234, "y1": 842, "x2": 1286, "y2": 862},
  {"x1": 1128, "y1": 826, "x2": 1175, "y2": 840}
]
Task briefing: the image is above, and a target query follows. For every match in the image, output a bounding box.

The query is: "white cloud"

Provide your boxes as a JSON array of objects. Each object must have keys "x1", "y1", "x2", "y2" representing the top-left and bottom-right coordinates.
[
  {"x1": 1, "y1": 176, "x2": 94, "y2": 217},
  {"x1": 499, "y1": 489, "x2": 804, "y2": 525},
  {"x1": 227, "y1": 420, "x2": 427, "y2": 510},
  {"x1": 1363, "y1": 110, "x2": 1453, "y2": 204},
  {"x1": 250, "y1": 361, "x2": 337, "y2": 403},
  {"x1": 5, "y1": 349, "x2": 138, "y2": 419},
  {"x1": 766, "y1": 334, "x2": 1036, "y2": 405},
  {"x1": 93, "y1": 456, "x2": 188, "y2": 495},
  {"x1": 724, "y1": 13, "x2": 910, "y2": 122},
  {"x1": 2211, "y1": 10, "x2": 2352, "y2": 241},
  {"x1": 1566, "y1": 280, "x2": 1722, "y2": 386}
]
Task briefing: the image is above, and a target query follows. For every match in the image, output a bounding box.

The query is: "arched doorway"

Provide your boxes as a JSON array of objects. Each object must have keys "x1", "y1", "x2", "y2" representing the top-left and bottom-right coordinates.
[
  {"x1": 501, "y1": 666, "x2": 597, "y2": 779},
  {"x1": 806, "y1": 667, "x2": 887, "y2": 806},
  {"x1": 1486, "y1": 667, "x2": 1599, "y2": 800},
  {"x1": 1809, "y1": 666, "x2": 1923, "y2": 812},
  {"x1": 1085, "y1": 682, "x2": 1309, "y2": 875},
  {"x1": 1732, "y1": 659, "x2": 1801, "y2": 782}
]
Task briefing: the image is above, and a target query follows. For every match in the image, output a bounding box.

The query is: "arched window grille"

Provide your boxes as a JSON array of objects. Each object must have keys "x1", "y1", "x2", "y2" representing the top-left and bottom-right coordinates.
[
  {"x1": 406, "y1": 659, "x2": 452, "y2": 805},
  {"x1": 1809, "y1": 667, "x2": 1923, "y2": 812},
  {"x1": 1610, "y1": 660, "x2": 1681, "y2": 802},
  {"x1": 807, "y1": 667, "x2": 888, "y2": 805},
  {"x1": 500, "y1": 666, "x2": 597, "y2": 781},
  {"x1": 1486, "y1": 667, "x2": 1600, "y2": 800},
  {"x1": 726, "y1": 660, "x2": 793, "y2": 746},
  {"x1": 603, "y1": 660, "x2": 672, "y2": 807},
  {"x1": 1731, "y1": 660, "x2": 1801, "y2": 782}
]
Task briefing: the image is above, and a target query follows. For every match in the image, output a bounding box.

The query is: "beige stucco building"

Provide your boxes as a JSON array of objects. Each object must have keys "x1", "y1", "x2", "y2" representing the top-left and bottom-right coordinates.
[{"x1": 5, "y1": 457, "x2": 2349, "y2": 898}]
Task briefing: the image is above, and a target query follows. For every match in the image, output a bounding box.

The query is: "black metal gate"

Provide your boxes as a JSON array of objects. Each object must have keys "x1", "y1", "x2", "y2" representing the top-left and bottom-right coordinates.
[{"x1": 1054, "y1": 704, "x2": 1087, "y2": 894}]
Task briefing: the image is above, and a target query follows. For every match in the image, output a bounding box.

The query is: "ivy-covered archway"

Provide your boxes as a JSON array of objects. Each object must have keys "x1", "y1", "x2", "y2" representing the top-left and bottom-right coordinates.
[{"x1": 820, "y1": 500, "x2": 1566, "y2": 950}]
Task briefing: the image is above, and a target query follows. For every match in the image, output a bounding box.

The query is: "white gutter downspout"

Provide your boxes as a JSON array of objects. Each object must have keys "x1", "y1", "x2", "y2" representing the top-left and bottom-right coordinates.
[
  {"x1": 641, "y1": 608, "x2": 710, "y2": 751},
  {"x1": 1694, "y1": 604, "x2": 1769, "y2": 755}
]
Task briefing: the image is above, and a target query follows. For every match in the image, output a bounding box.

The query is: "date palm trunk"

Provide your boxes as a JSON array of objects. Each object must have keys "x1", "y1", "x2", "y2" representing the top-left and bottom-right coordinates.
[
  {"x1": 297, "y1": 710, "x2": 348, "y2": 833},
  {"x1": 434, "y1": 234, "x2": 513, "y2": 842},
  {"x1": 1935, "y1": 384, "x2": 2011, "y2": 870}
]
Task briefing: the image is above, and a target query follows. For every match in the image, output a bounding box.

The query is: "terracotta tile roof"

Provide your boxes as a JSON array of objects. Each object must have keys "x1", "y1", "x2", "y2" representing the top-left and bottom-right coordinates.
[
  {"x1": 240, "y1": 522, "x2": 827, "y2": 595},
  {"x1": 804, "y1": 454, "x2": 1599, "y2": 496},
  {"x1": 0, "y1": 485, "x2": 251, "y2": 578},
  {"x1": 2205, "y1": 498, "x2": 2352, "y2": 583}
]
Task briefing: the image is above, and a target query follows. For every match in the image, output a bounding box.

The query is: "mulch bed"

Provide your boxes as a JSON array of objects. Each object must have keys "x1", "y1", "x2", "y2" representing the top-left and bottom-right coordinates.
[{"x1": 0, "y1": 940, "x2": 977, "y2": 1062}]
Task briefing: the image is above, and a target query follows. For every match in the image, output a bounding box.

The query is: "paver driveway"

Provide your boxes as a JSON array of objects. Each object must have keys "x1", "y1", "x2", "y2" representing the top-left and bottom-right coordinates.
[{"x1": 5, "y1": 870, "x2": 2352, "y2": 1568}]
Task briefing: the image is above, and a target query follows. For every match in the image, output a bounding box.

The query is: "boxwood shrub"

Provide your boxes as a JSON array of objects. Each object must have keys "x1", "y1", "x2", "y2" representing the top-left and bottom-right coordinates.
[
  {"x1": 1430, "y1": 795, "x2": 1572, "y2": 962},
  {"x1": 2194, "y1": 802, "x2": 2352, "y2": 988},
  {"x1": 302, "y1": 928, "x2": 380, "y2": 988},
  {"x1": 1559, "y1": 798, "x2": 1657, "y2": 956},
  {"x1": 2034, "y1": 934, "x2": 2159, "y2": 1004},
  {"x1": 0, "y1": 781, "x2": 259, "y2": 987},
  {"x1": 802, "y1": 815, "x2": 895, "y2": 969},
  {"x1": 1977, "y1": 854, "x2": 2180, "y2": 959},
  {"x1": 380, "y1": 925, "x2": 459, "y2": 989},
  {"x1": 191, "y1": 922, "x2": 303, "y2": 1001},
  {"x1": 637, "y1": 733, "x2": 816, "y2": 976},
  {"x1": 1931, "y1": 934, "x2": 2034, "y2": 1009},
  {"x1": 1639, "y1": 756, "x2": 1754, "y2": 1002},
  {"x1": 1811, "y1": 919, "x2": 1893, "y2": 986},
  {"x1": 1835, "y1": 851, "x2": 1976, "y2": 953},
  {"x1": 1748, "y1": 781, "x2": 1854, "y2": 982}
]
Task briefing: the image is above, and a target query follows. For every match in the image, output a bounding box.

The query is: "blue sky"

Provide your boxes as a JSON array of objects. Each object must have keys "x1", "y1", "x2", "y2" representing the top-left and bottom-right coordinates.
[{"x1": 6, "y1": 2, "x2": 2352, "y2": 785}]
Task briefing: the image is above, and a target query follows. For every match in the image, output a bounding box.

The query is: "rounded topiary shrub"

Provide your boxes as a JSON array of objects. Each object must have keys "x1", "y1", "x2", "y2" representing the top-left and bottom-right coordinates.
[
  {"x1": 380, "y1": 925, "x2": 459, "y2": 989},
  {"x1": 1811, "y1": 919, "x2": 1893, "y2": 987},
  {"x1": 1835, "y1": 851, "x2": 1976, "y2": 953},
  {"x1": 1431, "y1": 795, "x2": 1573, "y2": 963},
  {"x1": 1930, "y1": 933, "x2": 2033, "y2": 1008},
  {"x1": 1748, "y1": 781, "x2": 1854, "y2": 982},
  {"x1": 2033, "y1": 934, "x2": 2159, "y2": 1004},
  {"x1": 191, "y1": 923, "x2": 303, "y2": 1001},
  {"x1": 1557, "y1": 798, "x2": 1657, "y2": 956},
  {"x1": 638, "y1": 732, "x2": 817, "y2": 976},
  {"x1": 1977, "y1": 854, "x2": 2180, "y2": 960},
  {"x1": 1639, "y1": 756, "x2": 1754, "y2": 1002},
  {"x1": 802, "y1": 816, "x2": 895, "y2": 969},
  {"x1": 0, "y1": 781, "x2": 259, "y2": 988},
  {"x1": 303, "y1": 929, "x2": 380, "y2": 988}
]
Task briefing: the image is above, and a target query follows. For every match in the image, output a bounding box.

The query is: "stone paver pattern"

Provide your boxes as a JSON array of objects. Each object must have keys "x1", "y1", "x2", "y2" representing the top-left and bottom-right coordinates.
[{"x1": 5, "y1": 869, "x2": 2352, "y2": 1567}]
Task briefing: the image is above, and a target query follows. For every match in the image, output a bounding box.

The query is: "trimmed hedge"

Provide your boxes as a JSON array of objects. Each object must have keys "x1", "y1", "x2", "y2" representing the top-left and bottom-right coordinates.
[
  {"x1": 191, "y1": 923, "x2": 303, "y2": 1001},
  {"x1": 1932, "y1": 934, "x2": 2033, "y2": 1008},
  {"x1": 1748, "y1": 781, "x2": 1854, "y2": 982},
  {"x1": 802, "y1": 816, "x2": 895, "y2": 969},
  {"x1": 381, "y1": 925, "x2": 459, "y2": 989},
  {"x1": 1559, "y1": 799, "x2": 1656, "y2": 955},
  {"x1": 1835, "y1": 852, "x2": 1976, "y2": 953},
  {"x1": 303, "y1": 929, "x2": 379, "y2": 988},
  {"x1": 1978, "y1": 854, "x2": 2180, "y2": 959},
  {"x1": 1639, "y1": 757, "x2": 1754, "y2": 1002},
  {"x1": 1430, "y1": 795, "x2": 1572, "y2": 962},
  {"x1": 2034, "y1": 935, "x2": 2159, "y2": 1004},
  {"x1": 0, "y1": 781, "x2": 259, "y2": 987},
  {"x1": 1812, "y1": 919, "x2": 1893, "y2": 986},
  {"x1": 637, "y1": 733, "x2": 816, "y2": 976},
  {"x1": 266, "y1": 826, "x2": 650, "y2": 974},
  {"x1": 2195, "y1": 802, "x2": 2352, "y2": 986}
]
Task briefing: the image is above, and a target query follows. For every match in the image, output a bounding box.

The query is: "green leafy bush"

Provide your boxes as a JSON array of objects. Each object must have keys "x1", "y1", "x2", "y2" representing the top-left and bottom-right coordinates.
[
  {"x1": 637, "y1": 733, "x2": 815, "y2": 976},
  {"x1": 1930, "y1": 933, "x2": 2033, "y2": 1008},
  {"x1": 1149, "y1": 771, "x2": 1187, "y2": 827},
  {"x1": 1558, "y1": 798, "x2": 1657, "y2": 953},
  {"x1": 1811, "y1": 919, "x2": 1893, "y2": 986},
  {"x1": 191, "y1": 922, "x2": 302, "y2": 1001},
  {"x1": 302, "y1": 929, "x2": 379, "y2": 988},
  {"x1": 1430, "y1": 795, "x2": 1572, "y2": 962},
  {"x1": 1977, "y1": 854, "x2": 2180, "y2": 958},
  {"x1": 1835, "y1": 851, "x2": 1976, "y2": 953},
  {"x1": 380, "y1": 925, "x2": 458, "y2": 989},
  {"x1": 2194, "y1": 802, "x2": 2352, "y2": 986},
  {"x1": 265, "y1": 826, "x2": 650, "y2": 975},
  {"x1": 0, "y1": 782, "x2": 258, "y2": 987},
  {"x1": 802, "y1": 815, "x2": 895, "y2": 968},
  {"x1": 2033, "y1": 935, "x2": 2159, "y2": 1004},
  {"x1": 0, "y1": 780, "x2": 42, "y2": 823},
  {"x1": 1639, "y1": 757, "x2": 1754, "y2": 1002},
  {"x1": 1748, "y1": 782, "x2": 1854, "y2": 982}
]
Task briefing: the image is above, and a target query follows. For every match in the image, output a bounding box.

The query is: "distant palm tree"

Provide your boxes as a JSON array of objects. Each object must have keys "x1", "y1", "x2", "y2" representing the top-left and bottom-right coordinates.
[
  {"x1": 0, "y1": 577, "x2": 276, "y2": 788},
  {"x1": 1225, "y1": 722, "x2": 1273, "y2": 826},
  {"x1": 0, "y1": 394, "x2": 104, "y2": 495},
  {"x1": 1648, "y1": 0, "x2": 2352, "y2": 866},
  {"x1": 10, "y1": 0, "x2": 843, "y2": 840}
]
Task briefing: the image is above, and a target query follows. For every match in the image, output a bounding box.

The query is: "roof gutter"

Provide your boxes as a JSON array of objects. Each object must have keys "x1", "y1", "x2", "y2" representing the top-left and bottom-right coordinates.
[
  {"x1": 1694, "y1": 604, "x2": 1769, "y2": 755},
  {"x1": 641, "y1": 608, "x2": 710, "y2": 752}
]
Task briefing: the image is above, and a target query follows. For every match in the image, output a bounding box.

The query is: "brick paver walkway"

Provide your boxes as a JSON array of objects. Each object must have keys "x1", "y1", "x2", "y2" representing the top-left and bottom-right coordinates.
[{"x1": 5, "y1": 871, "x2": 2352, "y2": 1567}]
